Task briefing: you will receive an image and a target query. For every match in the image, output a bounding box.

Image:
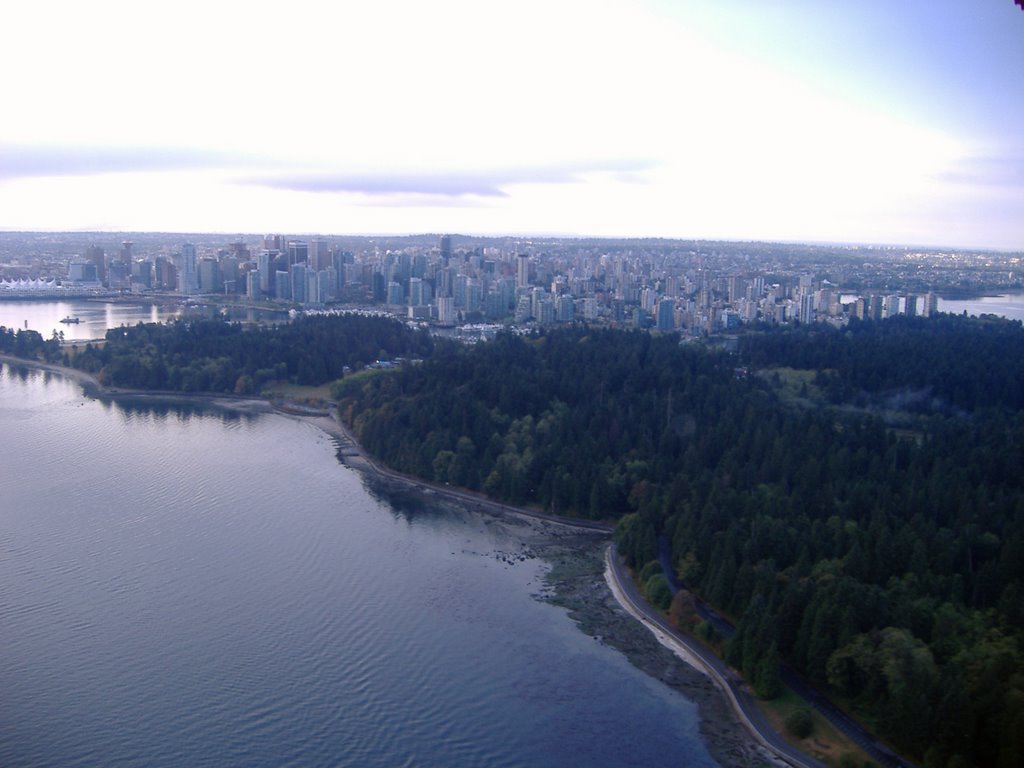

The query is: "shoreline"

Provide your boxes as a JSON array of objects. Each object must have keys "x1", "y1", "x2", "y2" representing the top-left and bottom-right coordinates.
[{"x1": 0, "y1": 353, "x2": 769, "y2": 768}]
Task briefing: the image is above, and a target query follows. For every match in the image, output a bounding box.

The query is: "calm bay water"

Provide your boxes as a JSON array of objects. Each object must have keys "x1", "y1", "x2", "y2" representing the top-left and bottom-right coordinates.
[
  {"x1": 0, "y1": 299, "x2": 285, "y2": 343},
  {"x1": 937, "y1": 292, "x2": 1024, "y2": 322},
  {"x1": 0, "y1": 364, "x2": 715, "y2": 768}
]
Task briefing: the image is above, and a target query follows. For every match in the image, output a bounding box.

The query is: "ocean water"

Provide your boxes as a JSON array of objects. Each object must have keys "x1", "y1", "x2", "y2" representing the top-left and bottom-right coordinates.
[{"x1": 0, "y1": 364, "x2": 716, "y2": 768}]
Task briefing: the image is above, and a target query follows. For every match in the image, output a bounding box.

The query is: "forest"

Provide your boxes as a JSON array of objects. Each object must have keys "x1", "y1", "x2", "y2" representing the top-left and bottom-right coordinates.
[
  {"x1": 335, "y1": 317, "x2": 1024, "y2": 768},
  {"x1": 66, "y1": 314, "x2": 433, "y2": 393},
  {"x1": 5, "y1": 311, "x2": 1021, "y2": 767},
  {"x1": 0, "y1": 325, "x2": 63, "y2": 361}
]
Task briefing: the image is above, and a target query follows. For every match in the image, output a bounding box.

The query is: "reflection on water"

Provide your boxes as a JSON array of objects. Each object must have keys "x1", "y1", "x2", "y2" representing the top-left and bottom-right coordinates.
[{"x1": 0, "y1": 298, "x2": 287, "y2": 343}]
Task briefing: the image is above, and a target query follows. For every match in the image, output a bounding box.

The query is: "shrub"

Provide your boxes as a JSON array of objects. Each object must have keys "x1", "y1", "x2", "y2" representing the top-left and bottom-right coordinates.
[{"x1": 785, "y1": 708, "x2": 814, "y2": 739}]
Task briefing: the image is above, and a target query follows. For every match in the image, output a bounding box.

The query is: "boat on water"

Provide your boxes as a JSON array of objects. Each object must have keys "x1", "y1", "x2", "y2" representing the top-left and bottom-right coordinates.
[{"x1": 59, "y1": 316, "x2": 80, "y2": 324}]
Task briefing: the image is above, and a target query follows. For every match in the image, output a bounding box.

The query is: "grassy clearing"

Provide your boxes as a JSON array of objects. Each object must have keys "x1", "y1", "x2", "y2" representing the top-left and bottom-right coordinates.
[
  {"x1": 757, "y1": 366, "x2": 828, "y2": 407},
  {"x1": 261, "y1": 381, "x2": 336, "y2": 403},
  {"x1": 756, "y1": 686, "x2": 876, "y2": 768}
]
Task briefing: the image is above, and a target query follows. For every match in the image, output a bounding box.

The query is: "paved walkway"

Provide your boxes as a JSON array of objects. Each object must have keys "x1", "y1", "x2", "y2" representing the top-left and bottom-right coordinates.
[{"x1": 606, "y1": 544, "x2": 828, "y2": 768}]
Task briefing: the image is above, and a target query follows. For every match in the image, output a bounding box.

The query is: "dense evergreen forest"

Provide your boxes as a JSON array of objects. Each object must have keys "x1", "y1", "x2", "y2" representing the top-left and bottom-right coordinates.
[
  {"x1": 336, "y1": 317, "x2": 1024, "y2": 768},
  {"x1": 68, "y1": 314, "x2": 433, "y2": 393},
  {"x1": 0, "y1": 326, "x2": 63, "y2": 361}
]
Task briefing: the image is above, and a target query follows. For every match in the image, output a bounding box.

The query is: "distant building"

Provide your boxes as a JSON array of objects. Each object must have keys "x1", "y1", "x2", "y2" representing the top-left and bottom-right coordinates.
[
  {"x1": 275, "y1": 270, "x2": 291, "y2": 301},
  {"x1": 437, "y1": 296, "x2": 455, "y2": 325},
  {"x1": 68, "y1": 260, "x2": 99, "y2": 284},
  {"x1": 656, "y1": 297, "x2": 675, "y2": 331},
  {"x1": 85, "y1": 245, "x2": 106, "y2": 284},
  {"x1": 439, "y1": 234, "x2": 452, "y2": 265},
  {"x1": 180, "y1": 243, "x2": 199, "y2": 295},
  {"x1": 387, "y1": 280, "x2": 404, "y2": 306},
  {"x1": 923, "y1": 292, "x2": 939, "y2": 317},
  {"x1": 198, "y1": 258, "x2": 222, "y2": 293},
  {"x1": 290, "y1": 263, "x2": 307, "y2": 303}
]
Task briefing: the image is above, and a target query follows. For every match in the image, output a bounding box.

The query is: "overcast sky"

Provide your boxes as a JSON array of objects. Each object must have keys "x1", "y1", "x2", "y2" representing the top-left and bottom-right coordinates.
[{"x1": 1, "y1": 0, "x2": 1022, "y2": 250}]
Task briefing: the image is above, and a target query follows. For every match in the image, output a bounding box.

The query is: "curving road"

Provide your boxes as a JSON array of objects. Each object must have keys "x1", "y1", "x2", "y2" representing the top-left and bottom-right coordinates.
[
  {"x1": 606, "y1": 544, "x2": 828, "y2": 768},
  {"x1": 654, "y1": 541, "x2": 910, "y2": 768}
]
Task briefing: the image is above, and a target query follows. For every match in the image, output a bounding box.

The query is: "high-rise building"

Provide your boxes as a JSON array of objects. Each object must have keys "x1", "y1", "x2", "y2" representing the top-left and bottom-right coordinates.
[
  {"x1": 904, "y1": 294, "x2": 917, "y2": 317},
  {"x1": 198, "y1": 258, "x2": 222, "y2": 293},
  {"x1": 290, "y1": 262, "x2": 307, "y2": 303},
  {"x1": 437, "y1": 296, "x2": 455, "y2": 325},
  {"x1": 409, "y1": 277, "x2": 424, "y2": 306},
  {"x1": 517, "y1": 254, "x2": 529, "y2": 289},
  {"x1": 180, "y1": 243, "x2": 199, "y2": 295},
  {"x1": 247, "y1": 270, "x2": 261, "y2": 300},
  {"x1": 557, "y1": 294, "x2": 575, "y2": 323},
  {"x1": 799, "y1": 293, "x2": 815, "y2": 325},
  {"x1": 657, "y1": 297, "x2": 675, "y2": 331},
  {"x1": 85, "y1": 245, "x2": 106, "y2": 284},
  {"x1": 309, "y1": 238, "x2": 330, "y2": 272},
  {"x1": 275, "y1": 270, "x2": 291, "y2": 301},
  {"x1": 131, "y1": 259, "x2": 152, "y2": 290},
  {"x1": 258, "y1": 250, "x2": 274, "y2": 295},
  {"x1": 387, "y1": 280, "x2": 404, "y2": 306},
  {"x1": 287, "y1": 241, "x2": 308, "y2": 267}
]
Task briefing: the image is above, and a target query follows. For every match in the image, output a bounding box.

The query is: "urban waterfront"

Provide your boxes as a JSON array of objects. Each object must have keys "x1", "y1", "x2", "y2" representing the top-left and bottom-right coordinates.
[
  {"x1": 0, "y1": 364, "x2": 716, "y2": 768},
  {"x1": 0, "y1": 299, "x2": 285, "y2": 344},
  {"x1": 1, "y1": 292, "x2": 1022, "y2": 351}
]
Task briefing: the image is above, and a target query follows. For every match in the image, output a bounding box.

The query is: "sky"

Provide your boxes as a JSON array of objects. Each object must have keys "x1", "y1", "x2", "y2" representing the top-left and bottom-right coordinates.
[{"x1": 1, "y1": 0, "x2": 1022, "y2": 250}]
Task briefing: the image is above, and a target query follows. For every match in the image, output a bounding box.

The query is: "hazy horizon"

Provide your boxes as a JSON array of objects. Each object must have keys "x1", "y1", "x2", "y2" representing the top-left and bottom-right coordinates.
[{"x1": 2, "y1": 1, "x2": 1022, "y2": 251}]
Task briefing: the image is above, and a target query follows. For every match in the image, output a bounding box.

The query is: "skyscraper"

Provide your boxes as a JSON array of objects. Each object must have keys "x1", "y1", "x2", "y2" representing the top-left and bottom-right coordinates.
[
  {"x1": 439, "y1": 234, "x2": 452, "y2": 265},
  {"x1": 517, "y1": 254, "x2": 529, "y2": 289},
  {"x1": 85, "y1": 245, "x2": 107, "y2": 285},
  {"x1": 180, "y1": 243, "x2": 199, "y2": 295},
  {"x1": 287, "y1": 241, "x2": 308, "y2": 267},
  {"x1": 309, "y1": 238, "x2": 329, "y2": 272}
]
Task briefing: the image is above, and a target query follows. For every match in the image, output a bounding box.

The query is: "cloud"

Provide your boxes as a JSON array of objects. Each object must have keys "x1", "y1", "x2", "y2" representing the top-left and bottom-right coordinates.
[
  {"x1": 936, "y1": 156, "x2": 1024, "y2": 189},
  {"x1": 0, "y1": 145, "x2": 658, "y2": 207},
  {"x1": 0, "y1": 144, "x2": 252, "y2": 180},
  {"x1": 237, "y1": 159, "x2": 658, "y2": 200}
]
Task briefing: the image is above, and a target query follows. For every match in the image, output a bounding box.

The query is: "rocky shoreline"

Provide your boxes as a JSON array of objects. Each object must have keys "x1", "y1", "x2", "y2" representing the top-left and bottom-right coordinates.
[{"x1": 533, "y1": 536, "x2": 777, "y2": 768}]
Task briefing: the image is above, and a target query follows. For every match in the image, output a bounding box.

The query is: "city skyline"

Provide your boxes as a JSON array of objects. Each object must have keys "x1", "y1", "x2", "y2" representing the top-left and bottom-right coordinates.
[{"x1": 1, "y1": 1, "x2": 1022, "y2": 251}]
